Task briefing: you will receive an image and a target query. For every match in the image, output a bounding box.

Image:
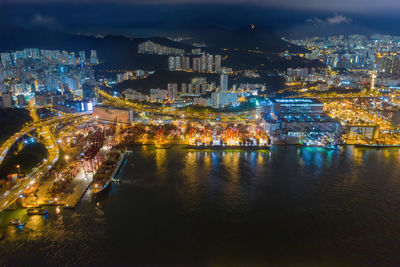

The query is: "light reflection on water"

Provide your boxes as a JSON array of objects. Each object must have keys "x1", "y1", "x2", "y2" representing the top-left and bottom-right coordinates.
[{"x1": 1, "y1": 145, "x2": 400, "y2": 265}]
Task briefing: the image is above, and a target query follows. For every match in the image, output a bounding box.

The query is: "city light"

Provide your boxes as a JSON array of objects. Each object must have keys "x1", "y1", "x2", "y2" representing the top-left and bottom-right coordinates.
[{"x1": 2, "y1": 6, "x2": 400, "y2": 264}]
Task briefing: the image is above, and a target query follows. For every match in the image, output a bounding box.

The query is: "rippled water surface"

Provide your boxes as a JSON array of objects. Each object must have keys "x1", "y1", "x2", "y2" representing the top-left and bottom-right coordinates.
[{"x1": 1, "y1": 146, "x2": 400, "y2": 265}]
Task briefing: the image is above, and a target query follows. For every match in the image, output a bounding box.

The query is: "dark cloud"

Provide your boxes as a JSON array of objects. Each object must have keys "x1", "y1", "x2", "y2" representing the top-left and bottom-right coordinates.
[
  {"x1": 326, "y1": 14, "x2": 352, "y2": 24},
  {"x1": 1, "y1": 2, "x2": 400, "y2": 38},
  {"x1": 2, "y1": 0, "x2": 400, "y2": 13},
  {"x1": 305, "y1": 18, "x2": 323, "y2": 25},
  {"x1": 306, "y1": 14, "x2": 352, "y2": 25},
  {"x1": 31, "y1": 14, "x2": 55, "y2": 24}
]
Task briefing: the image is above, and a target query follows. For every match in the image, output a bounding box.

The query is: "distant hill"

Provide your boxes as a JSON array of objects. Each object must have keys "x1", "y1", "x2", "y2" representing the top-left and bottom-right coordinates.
[
  {"x1": 112, "y1": 69, "x2": 287, "y2": 94},
  {"x1": 113, "y1": 70, "x2": 219, "y2": 93},
  {"x1": 0, "y1": 26, "x2": 193, "y2": 70},
  {"x1": 182, "y1": 25, "x2": 307, "y2": 53},
  {"x1": 0, "y1": 26, "x2": 321, "y2": 87}
]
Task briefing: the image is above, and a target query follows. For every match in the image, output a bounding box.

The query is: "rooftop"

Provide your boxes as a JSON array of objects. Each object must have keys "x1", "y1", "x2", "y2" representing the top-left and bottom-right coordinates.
[
  {"x1": 264, "y1": 113, "x2": 336, "y2": 123},
  {"x1": 272, "y1": 98, "x2": 322, "y2": 105}
]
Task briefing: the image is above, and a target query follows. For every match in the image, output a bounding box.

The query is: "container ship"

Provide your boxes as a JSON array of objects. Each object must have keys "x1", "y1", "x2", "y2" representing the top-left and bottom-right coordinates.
[{"x1": 91, "y1": 150, "x2": 128, "y2": 193}]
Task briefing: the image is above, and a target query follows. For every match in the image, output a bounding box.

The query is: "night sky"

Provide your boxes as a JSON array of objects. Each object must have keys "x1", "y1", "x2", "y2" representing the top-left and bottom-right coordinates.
[
  {"x1": 1, "y1": 0, "x2": 400, "y2": 37},
  {"x1": 2, "y1": 0, "x2": 400, "y2": 13}
]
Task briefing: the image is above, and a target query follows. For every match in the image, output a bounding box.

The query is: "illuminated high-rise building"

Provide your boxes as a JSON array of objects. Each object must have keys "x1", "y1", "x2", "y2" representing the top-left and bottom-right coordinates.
[
  {"x1": 90, "y1": 50, "x2": 97, "y2": 59},
  {"x1": 174, "y1": 56, "x2": 181, "y2": 69},
  {"x1": 1, "y1": 52, "x2": 11, "y2": 67},
  {"x1": 207, "y1": 54, "x2": 214, "y2": 72},
  {"x1": 193, "y1": 57, "x2": 201, "y2": 72},
  {"x1": 70, "y1": 52, "x2": 75, "y2": 65},
  {"x1": 90, "y1": 50, "x2": 99, "y2": 64},
  {"x1": 181, "y1": 83, "x2": 187, "y2": 95},
  {"x1": 370, "y1": 71, "x2": 376, "y2": 91},
  {"x1": 167, "y1": 83, "x2": 178, "y2": 100},
  {"x1": 183, "y1": 57, "x2": 190, "y2": 70},
  {"x1": 168, "y1": 56, "x2": 175, "y2": 71},
  {"x1": 215, "y1": 55, "x2": 222, "y2": 73},
  {"x1": 220, "y1": 73, "x2": 228, "y2": 92},
  {"x1": 79, "y1": 51, "x2": 86, "y2": 63},
  {"x1": 201, "y1": 54, "x2": 207, "y2": 72},
  {"x1": 1, "y1": 93, "x2": 14, "y2": 108},
  {"x1": 62, "y1": 51, "x2": 69, "y2": 63}
]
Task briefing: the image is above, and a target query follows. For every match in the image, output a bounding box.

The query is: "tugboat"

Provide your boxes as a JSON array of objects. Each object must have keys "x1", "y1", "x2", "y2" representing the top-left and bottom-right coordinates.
[
  {"x1": 27, "y1": 208, "x2": 48, "y2": 216},
  {"x1": 10, "y1": 219, "x2": 26, "y2": 227}
]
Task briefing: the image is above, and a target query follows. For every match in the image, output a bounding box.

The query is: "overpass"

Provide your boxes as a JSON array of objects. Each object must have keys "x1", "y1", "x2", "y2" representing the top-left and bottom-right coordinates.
[{"x1": 0, "y1": 113, "x2": 87, "y2": 212}]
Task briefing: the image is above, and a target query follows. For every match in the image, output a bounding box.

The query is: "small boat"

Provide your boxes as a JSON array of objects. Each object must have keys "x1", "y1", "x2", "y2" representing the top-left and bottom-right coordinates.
[
  {"x1": 27, "y1": 208, "x2": 48, "y2": 215},
  {"x1": 155, "y1": 143, "x2": 171, "y2": 149},
  {"x1": 10, "y1": 219, "x2": 26, "y2": 227},
  {"x1": 324, "y1": 144, "x2": 338, "y2": 150}
]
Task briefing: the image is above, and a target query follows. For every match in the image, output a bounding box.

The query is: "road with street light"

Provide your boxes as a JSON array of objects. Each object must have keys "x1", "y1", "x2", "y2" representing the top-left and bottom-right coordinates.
[{"x1": 0, "y1": 112, "x2": 88, "y2": 212}]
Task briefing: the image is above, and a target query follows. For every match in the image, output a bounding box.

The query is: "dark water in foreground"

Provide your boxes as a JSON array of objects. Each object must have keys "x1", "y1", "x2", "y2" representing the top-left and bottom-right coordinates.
[{"x1": 1, "y1": 146, "x2": 400, "y2": 265}]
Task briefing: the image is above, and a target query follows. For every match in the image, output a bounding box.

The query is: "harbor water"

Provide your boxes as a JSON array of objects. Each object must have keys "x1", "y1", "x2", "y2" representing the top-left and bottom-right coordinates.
[{"x1": 1, "y1": 145, "x2": 400, "y2": 265}]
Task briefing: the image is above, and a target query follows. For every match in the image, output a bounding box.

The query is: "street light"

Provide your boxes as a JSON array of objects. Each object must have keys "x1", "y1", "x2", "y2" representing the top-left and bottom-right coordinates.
[
  {"x1": 64, "y1": 155, "x2": 69, "y2": 161},
  {"x1": 16, "y1": 165, "x2": 20, "y2": 176}
]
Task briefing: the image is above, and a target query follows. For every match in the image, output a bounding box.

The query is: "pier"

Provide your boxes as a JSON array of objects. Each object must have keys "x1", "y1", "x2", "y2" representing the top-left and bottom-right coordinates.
[
  {"x1": 110, "y1": 151, "x2": 130, "y2": 182},
  {"x1": 23, "y1": 170, "x2": 93, "y2": 209},
  {"x1": 63, "y1": 171, "x2": 93, "y2": 208}
]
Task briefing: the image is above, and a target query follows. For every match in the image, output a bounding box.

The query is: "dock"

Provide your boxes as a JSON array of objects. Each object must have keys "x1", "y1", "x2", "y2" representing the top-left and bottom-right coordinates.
[
  {"x1": 63, "y1": 172, "x2": 93, "y2": 208},
  {"x1": 110, "y1": 151, "x2": 130, "y2": 182},
  {"x1": 23, "y1": 170, "x2": 93, "y2": 209},
  {"x1": 186, "y1": 144, "x2": 271, "y2": 150}
]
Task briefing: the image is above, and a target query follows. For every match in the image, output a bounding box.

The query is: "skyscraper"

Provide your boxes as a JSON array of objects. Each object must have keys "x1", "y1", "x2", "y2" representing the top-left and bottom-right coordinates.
[
  {"x1": 183, "y1": 57, "x2": 190, "y2": 70},
  {"x1": 2, "y1": 93, "x2": 14, "y2": 108},
  {"x1": 207, "y1": 54, "x2": 214, "y2": 72},
  {"x1": 79, "y1": 51, "x2": 86, "y2": 63},
  {"x1": 90, "y1": 50, "x2": 97, "y2": 58},
  {"x1": 370, "y1": 71, "x2": 376, "y2": 91},
  {"x1": 181, "y1": 83, "x2": 187, "y2": 95},
  {"x1": 167, "y1": 83, "x2": 178, "y2": 100},
  {"x1": 90, "y1": 50, "x2": 99, "y2": 64},
  {"x1": 175, "y1": 56, "x2": 181, "y2": 69},
  {"x1": 215, "y1": 55, "x2": 222, "y2": 73},
  {"x1": 220, "y1": 73, "x2": 228, "y2": 92},
  {"x1": 193, "y1": 57, "x2": 201, "y2": 72},
  {"x1": 168, "y1": 56, "x2": 175, "y2": 71},
  {"x1": 1, "y1": 52, "x2": 11, "y2": 67},
  {"x1": 201, "y1": 54, "x2": 207, "y2": 72},
  {"x1": 70, "y1": 52, "x2": 75, "y2": 65}
]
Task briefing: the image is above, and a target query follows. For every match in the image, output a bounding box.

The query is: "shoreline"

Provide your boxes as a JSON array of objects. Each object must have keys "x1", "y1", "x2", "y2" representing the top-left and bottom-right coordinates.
[{"x1": 117, "y1": 143, "x2": 400, "y2": 150}]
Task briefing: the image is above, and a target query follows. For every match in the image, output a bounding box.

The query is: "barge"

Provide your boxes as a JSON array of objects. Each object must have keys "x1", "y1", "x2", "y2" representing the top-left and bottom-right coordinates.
[
  {"x1": 355, "y1": 144, "x2": 400, "y2": 148},
  {"x1": 27, "y1": 208, "x2": 48, "y2": 215}
]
